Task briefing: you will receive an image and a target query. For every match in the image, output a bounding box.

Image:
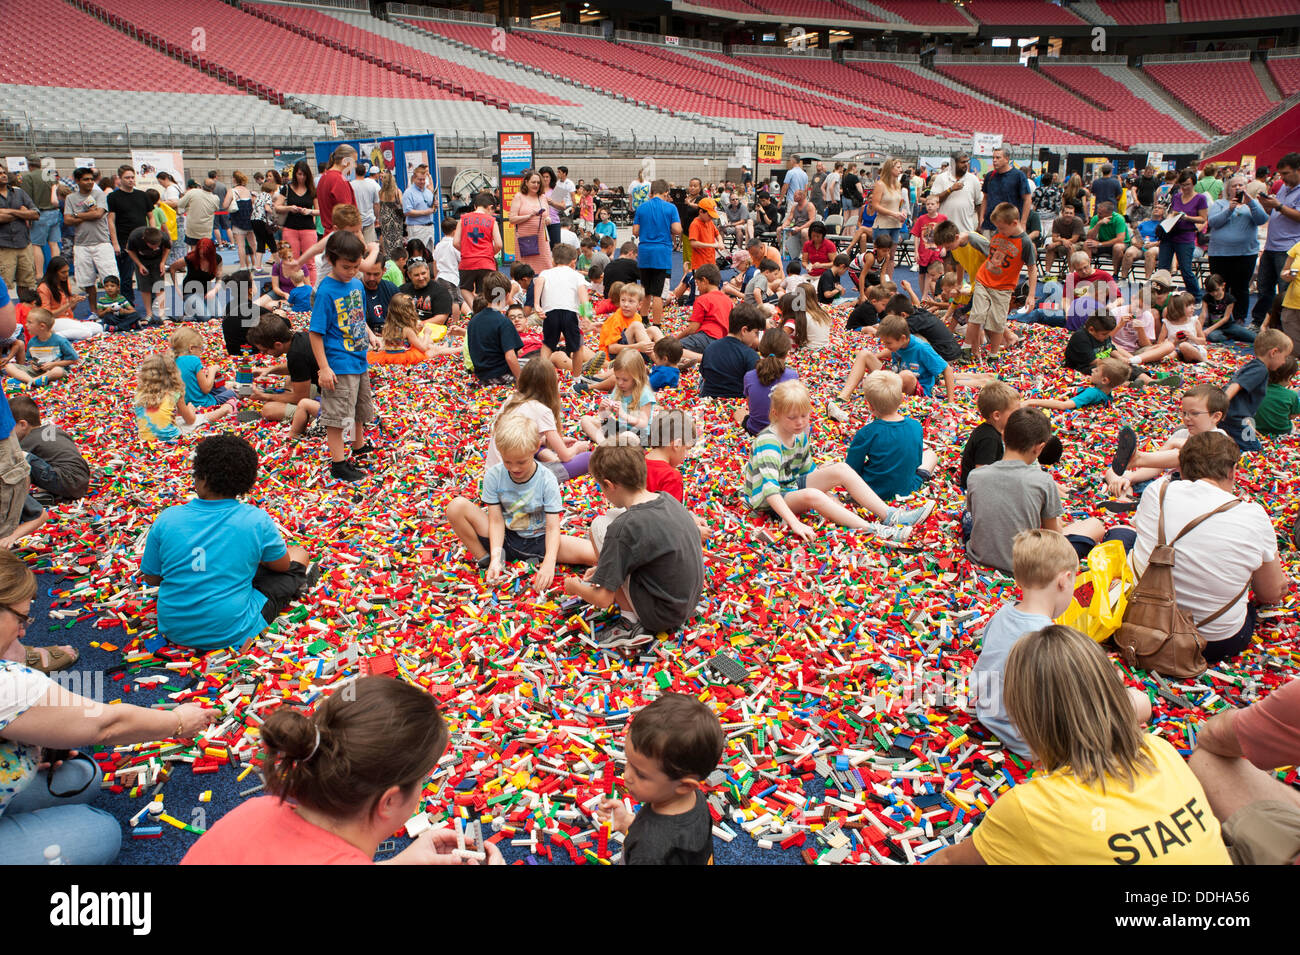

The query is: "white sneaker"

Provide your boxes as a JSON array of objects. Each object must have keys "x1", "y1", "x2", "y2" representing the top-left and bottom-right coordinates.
[
  {"x1": 887, "y1": 500, "x2": 935, "y2": 527},
  {"x1": 827, "y1": 400, "x2": 849, "y2": 423},
  {"x1": 863, "y1": 522, "x2": 912, "y2": 543}
]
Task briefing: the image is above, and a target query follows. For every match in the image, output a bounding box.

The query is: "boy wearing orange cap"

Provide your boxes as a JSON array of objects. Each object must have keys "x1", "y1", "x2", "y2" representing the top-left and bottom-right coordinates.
[{"x1": 689, "y1": 197, "x2": 725, "y2": 271}]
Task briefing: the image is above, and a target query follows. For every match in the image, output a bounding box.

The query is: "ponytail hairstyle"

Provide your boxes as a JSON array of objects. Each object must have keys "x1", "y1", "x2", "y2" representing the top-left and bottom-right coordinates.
[
  {"x1": 260, "y1": 676, "x2": 448, "y2": 820},
  {"x1": 503, "y1": 356, "x2": 563, "y2": 429},
  {"x1": 755, "y1": 326, "x2": 791, "y2": 386},
  {"x1": 381, "y1": 293, "x2": 420, "y2": 347}
]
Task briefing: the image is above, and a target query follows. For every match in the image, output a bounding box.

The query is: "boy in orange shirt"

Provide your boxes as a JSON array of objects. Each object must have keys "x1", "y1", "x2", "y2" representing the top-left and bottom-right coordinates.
[
  {"x1": 676, "y1": 264, "x2": 732, "y2": 366},
  {"x1": 576, "y1": 283, "x2": 663, "y2": 393},
  {"x1": 688, "y1": 198, "x2": 725, "y2": 271},
  {"x1": 962, "y1": 202, "x2": 1036, "y2": 359}
]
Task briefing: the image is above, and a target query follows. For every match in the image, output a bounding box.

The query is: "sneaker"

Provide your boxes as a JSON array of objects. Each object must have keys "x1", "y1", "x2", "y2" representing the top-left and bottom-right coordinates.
[
  {"x1": 298, "y1": 562, "x2": 324, "y2": 596},
  {"x1": 827, "y1": 399, "x2": 849, "y2": 423},
  {"x1": 475, "y1": 553, "x2": 491, "y2": 571},
  {"x1": 886, "y1": 500, "x2": 935, "y2": 527},
  {"x1": 582, "y1": 353, "x2": 606, "y2": 378},
  {"x1": 329, "y1": 459, "x2": 366, "y2": 483},
  {"x1": 596, "y1": 616, "x2": 652, "y2": 650},
  {"x1": 351, "y1": 442, "x2": 376, "y2": 457},
  {"x1": 863, "y1": 522, "x2": 913, "y2": 543},
  {"x1": 1153, "y1": 372, "x2": 1182, "y2": 390},
  {"x1": 573, "y1": 376, "x2": 599, "y2": 394}
]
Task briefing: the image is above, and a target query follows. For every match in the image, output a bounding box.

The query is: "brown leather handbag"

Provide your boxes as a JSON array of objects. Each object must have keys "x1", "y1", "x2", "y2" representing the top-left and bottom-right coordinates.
[{"x1": 1113, "y1": 482, "x2": 1246, "y2": 679}]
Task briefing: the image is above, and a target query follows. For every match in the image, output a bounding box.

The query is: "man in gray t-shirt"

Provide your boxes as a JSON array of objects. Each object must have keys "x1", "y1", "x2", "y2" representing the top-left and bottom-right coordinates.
[
  {"x1": 64, "y1": 168, "x2": 117, "y2": 302},
  {"x1": 966, "y1": 459, "x2": 1063, "y2": 574}
]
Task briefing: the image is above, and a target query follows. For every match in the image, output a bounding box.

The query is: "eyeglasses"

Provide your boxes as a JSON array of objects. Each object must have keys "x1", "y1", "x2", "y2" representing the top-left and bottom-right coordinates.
[
  {"x1": 3, "y1": 606, "x2": 35, "y2": 628},
  {"x1": 1182, "y1": 409, "x2": 1211, "y2": 417}
]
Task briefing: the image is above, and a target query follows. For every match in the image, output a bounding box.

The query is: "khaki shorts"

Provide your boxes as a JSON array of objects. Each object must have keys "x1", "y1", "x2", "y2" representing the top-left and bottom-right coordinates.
[
  {"x1": 588, "y1": 507, "x2": 625, "y2": 552},
  {"x1": 0, "y1": 247, "x2": 36, "y2": 290},
  {"x1": 1222, "y1": 799, "x2": 1300, "y2": 866},
  {"x1": 1279, "y1": 306, "x2": 1300, "y2": 359},
  {"x1": 319, "y1": 371, "x2": 374, "y2": 431},
  {"x1": 969, "y1": 283, "x2": 1012, "y2": 333},
  {"x1": 0, "y1": 433, "x2": 31, "y2": 538},
  {"x1": 72, "y1": 242, "x2": 118, "y2": 288}
]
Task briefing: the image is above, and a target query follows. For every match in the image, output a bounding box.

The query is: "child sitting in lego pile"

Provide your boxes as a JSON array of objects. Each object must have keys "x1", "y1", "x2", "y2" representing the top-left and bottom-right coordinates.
[
  {"x1": 1102, "y1": 384, "x2": 1229, "y2": 507},
  {"x1": 596, "y1": 693, "x2": 724, "y2": 864},
  {"x1": 742, "y1": 380, "x2": 933, "y2": 545},
  {"x1": 141, "y1": 434, "x2": 316, "y2": 651},
  {"x1": 170, "y1": 326, "x2": 237, "y2": 424},
  {"x1": 9, "y1": 394, "x2": 90, "y2": 503}
]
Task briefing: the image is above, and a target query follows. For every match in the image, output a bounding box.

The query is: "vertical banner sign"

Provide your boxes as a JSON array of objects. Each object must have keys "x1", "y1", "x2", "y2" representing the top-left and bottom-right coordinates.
[
  {"x1": 755, "y1": 132, "x2": 783, "y2": 188},
  {"x1": 498, "y1": 131, "x2": 534, "y2": 264},
  {"x1": 1239, "y1": 155, "x2": 1256, "y2": 181}
]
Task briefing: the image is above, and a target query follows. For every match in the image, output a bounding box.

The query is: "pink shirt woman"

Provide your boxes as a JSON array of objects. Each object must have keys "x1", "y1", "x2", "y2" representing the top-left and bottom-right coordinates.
[{"x1": 509, "y1": 170, "x2": 552, "y2": 274}]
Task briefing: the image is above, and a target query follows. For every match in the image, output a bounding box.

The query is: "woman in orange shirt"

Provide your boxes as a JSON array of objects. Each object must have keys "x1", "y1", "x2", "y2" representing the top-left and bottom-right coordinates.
[{"x1": 184, "y1": 677, "x2": 503, "y2": 866}]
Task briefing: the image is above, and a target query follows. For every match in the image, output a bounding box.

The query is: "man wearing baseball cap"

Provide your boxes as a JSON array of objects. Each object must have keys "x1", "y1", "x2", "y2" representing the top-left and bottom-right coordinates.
[
  {"x1": 688, "y1": 196, "x2": 725, "y2": 271},
  {"x1": 351, "y1": 161, "x2": 381, "y2": 244}
]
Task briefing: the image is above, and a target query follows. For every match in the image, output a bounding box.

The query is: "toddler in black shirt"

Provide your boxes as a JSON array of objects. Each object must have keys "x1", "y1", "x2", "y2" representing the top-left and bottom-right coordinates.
[{"x1": 597, "y1": 693, "x2": 724, "y2": 865}]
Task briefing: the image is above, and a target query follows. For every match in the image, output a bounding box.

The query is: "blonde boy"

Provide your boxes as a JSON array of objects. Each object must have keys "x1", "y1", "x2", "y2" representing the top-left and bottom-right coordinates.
[
  {"x1": 741, "y1": 380, "x2": 933, "y2": 544},
  {"x1": 846, "y1": 370, "x2": 938, "y2": 502},
  {"x1": 970, "y1": 529, "x2": 1152, "y2": 757},
  {"x1": 446, "y1": 414, "x2": 595, "y2": 593}
]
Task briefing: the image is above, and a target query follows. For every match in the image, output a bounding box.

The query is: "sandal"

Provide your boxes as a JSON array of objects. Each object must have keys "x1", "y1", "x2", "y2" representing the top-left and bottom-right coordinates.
[
  {"x1": 1110, "y1": 426, "x2": 1137, "y2": 477},
  {"x1": 25, "y1": 645, "x2": 79, "y2": 673},
  {"x1": 1101, "y1": 499, "x2": 1138, "y2": 513}
]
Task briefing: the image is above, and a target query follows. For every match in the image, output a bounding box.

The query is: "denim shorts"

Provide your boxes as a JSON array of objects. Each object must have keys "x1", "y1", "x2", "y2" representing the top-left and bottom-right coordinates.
[
  {"x1": 874, "y1": 227, "x2": 905, "y2": 244},
  {"x1": 29, "y1": 208, "x2": 62, "y2": 248}
]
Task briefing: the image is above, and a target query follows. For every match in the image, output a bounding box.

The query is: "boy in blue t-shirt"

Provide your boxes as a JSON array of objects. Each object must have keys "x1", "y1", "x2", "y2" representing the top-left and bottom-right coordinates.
[
  {"x1": 649, "y1": 336, "x2": 682, "y2": 391},
  {"x1": 309, "y1": 231, "x2": 380, "y2": 483},
  {"x1": 22, "y1": 308, "x2": 78, "y2": 389},
  {"x1": 846, "y1": 370, "x2": 938, "y2": 501},
  {"x1": 699, "y1": 304, "x2": 764, "y2": 399},
  {"x1": 445, "y1": 414, "x2": 595, "y2": 594},
  {"x1": 141, "y1": 434, "x2": 315, "y2": 651},
  {"x1": 1026, "y1": 356, "x2": 1131, "y2": 411},
  {"x1": 1223, "y1": 329, "x2": 1293, "y2": 452}
]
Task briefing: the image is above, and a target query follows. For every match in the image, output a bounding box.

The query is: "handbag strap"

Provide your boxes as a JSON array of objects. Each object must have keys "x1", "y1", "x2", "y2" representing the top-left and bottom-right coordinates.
[{"x1": 1198, "y1": 580, "x2": 1251, "y2": 629}]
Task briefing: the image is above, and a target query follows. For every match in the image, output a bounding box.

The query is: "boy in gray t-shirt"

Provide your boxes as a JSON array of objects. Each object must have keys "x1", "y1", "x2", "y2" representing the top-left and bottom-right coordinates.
[{"x1": 966, "y1": 408, "x2": 1071, "y2": 574}]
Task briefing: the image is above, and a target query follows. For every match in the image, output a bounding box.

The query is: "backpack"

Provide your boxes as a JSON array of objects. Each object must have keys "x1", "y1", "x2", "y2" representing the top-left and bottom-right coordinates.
[{"x1": 1113, "y1": 481, "x2": 1245, "y2": 679}]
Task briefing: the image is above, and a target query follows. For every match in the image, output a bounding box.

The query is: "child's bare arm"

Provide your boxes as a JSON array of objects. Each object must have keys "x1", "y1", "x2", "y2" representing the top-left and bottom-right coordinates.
[
  {"x1": 1024, "y1": 397, "x2": 1078, "y2": 411},
  {"x1": 941, "y1": 364, "x2": 956, "y2": 401},
  {"x1": 485, "y1": 504, "x2": 507, "y2": 582},
  {"x1": 1224, "y1": 381, "x2": 1241, "y2": 401},
  {"x1": 563, "y1": 574, "x2": 616, "y2": 608}
]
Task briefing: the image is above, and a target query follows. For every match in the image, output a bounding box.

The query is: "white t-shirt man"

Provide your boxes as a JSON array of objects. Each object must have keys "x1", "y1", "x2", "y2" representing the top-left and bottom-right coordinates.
[
  {"x1": 1129, "y1": 475, "x2": 1276, "y2": 643},
  {"x1": 351, "y1": 175, "x2": 380, "y2": 228},
  {"x1": 930, "y1": 168, "x2": 984, "y2": 233}
]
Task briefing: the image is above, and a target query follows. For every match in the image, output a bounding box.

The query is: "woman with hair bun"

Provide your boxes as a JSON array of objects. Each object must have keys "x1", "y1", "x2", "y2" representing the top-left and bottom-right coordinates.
[{"x1": 184, "y1": 677, "x2": 501, "y2": 865}]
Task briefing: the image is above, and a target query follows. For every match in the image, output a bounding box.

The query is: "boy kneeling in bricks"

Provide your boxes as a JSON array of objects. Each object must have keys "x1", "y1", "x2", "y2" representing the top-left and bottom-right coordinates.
[{"x1": 564, "y1": 443, "x2": 704, "y2": 650}]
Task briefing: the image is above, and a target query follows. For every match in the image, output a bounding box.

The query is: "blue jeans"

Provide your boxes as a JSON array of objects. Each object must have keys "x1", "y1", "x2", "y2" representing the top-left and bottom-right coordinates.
[
  {"x1": 29, "y1": 208, "x2": 62, "y2": 261},
  {"x1": 0, "y1": 756, "x2": 122, "y2": 864},
  {"x1": 25, "y1": 452, "x2": 73, "y2": 498},
  {"x1": 1011, "y1": 306, "x2": 1066, "y2": 327},
  {"x1": 213, "y1": 212, "x2": 231, "y2": 243},
  {"x1": 1158, "y1": 240, "x2": 1201, "y2": 299},
  {"x1": 1207, "y1": 322, "x2": 1257, "y2": 344},
  {"x1": 1251, "y1": 249, "x2": 1291, "y2": 325}
]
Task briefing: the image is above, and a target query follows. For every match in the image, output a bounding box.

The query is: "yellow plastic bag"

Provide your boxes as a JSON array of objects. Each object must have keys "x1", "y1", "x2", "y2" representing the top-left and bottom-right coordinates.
[{"x1": 1056, "y1": 539, "x2": 1134, "y2": 643}]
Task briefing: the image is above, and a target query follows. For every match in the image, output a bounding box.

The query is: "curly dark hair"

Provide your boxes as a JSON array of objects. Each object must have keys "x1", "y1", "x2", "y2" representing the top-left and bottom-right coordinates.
[{"x1": 194, "y1": 434, "x2": 259, "y2": 497}]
